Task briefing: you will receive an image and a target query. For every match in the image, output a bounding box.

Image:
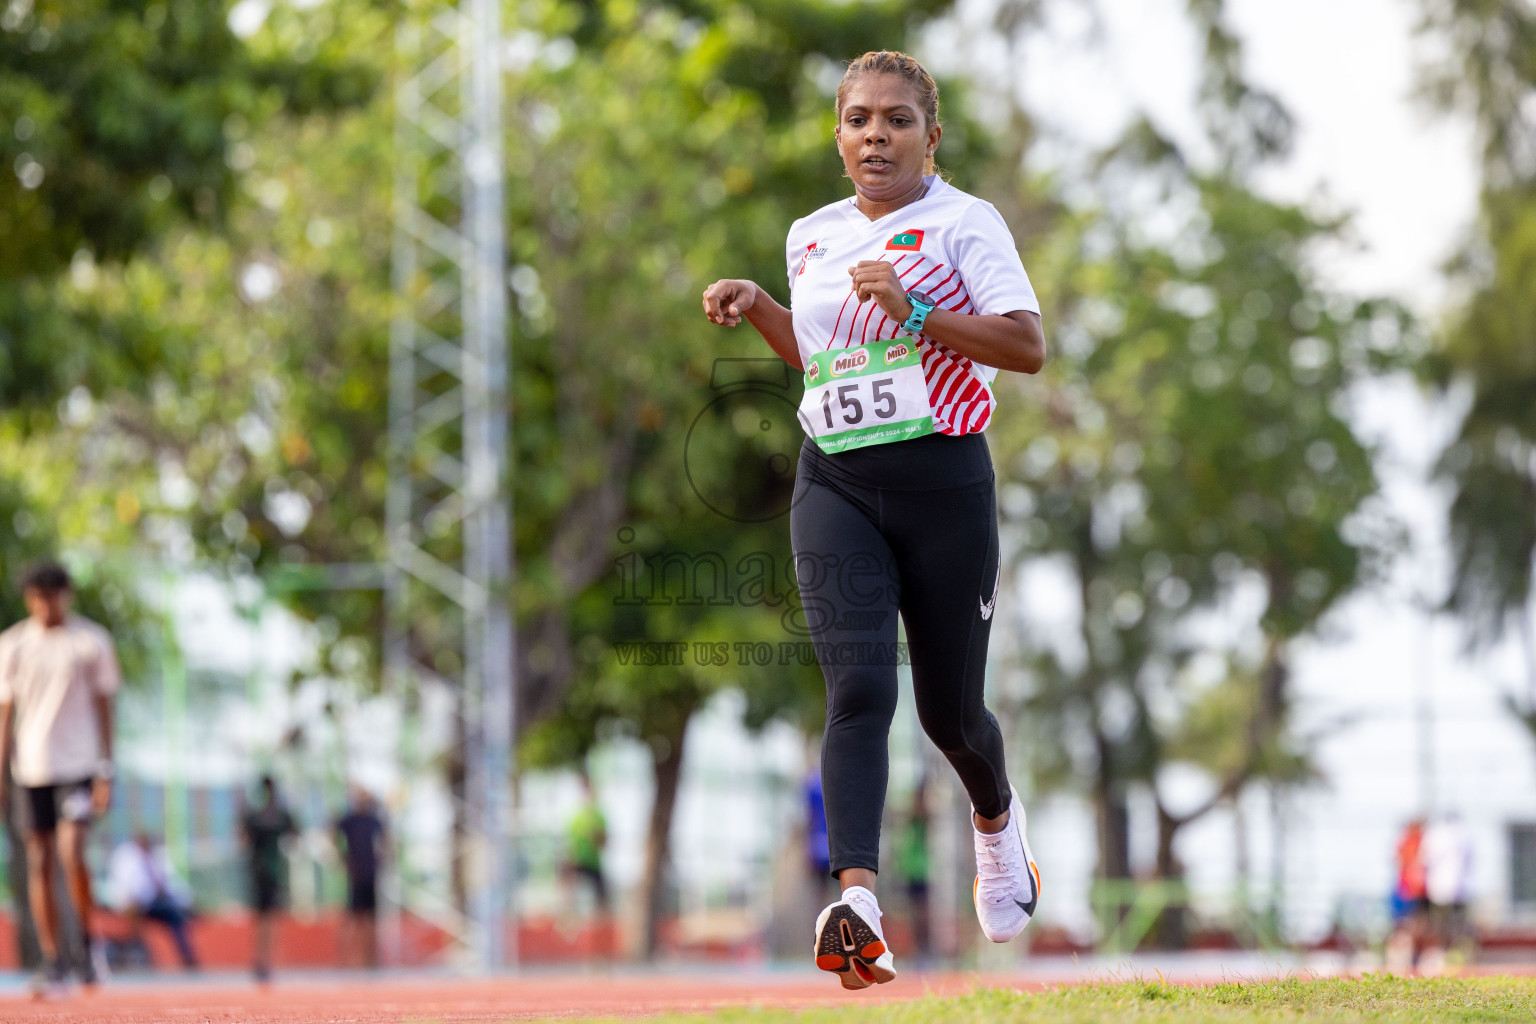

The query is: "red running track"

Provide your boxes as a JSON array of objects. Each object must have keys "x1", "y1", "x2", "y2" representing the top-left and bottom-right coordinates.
[
  {"x1": 8, "y1": 962, "x2": 1533, "y2": 1022},
  {"x1": 0, "y1": 971, "x2": 1052, "y2": 1023}
]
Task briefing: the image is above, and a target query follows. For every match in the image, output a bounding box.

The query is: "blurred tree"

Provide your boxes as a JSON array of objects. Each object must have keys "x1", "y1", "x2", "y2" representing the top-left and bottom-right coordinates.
[
  {"x1": 0, "y1": 0, "x2": 372, "y2": 640},
  {"x1": 1418, "y1": 0, "x2": 1536, "y2": 734},
  {"x1": 977, "y1": 0, "x2": 1408, "y2": 946},
  {"x1": 0, "y1": 0, "x2": 253, "y2": 943},
  {"x1": 990, "y1": 147, "x2": 1403, "y2": 943},
  {"x1": 497, "y1": 0, "x2": 991, "y2": 955},
  {"x1": 0, "y1": 0, "x2": 381, "y2": 959},
  {"x1": 0, "y1": 0, "x2": 377, "y2": 412},
  {"x1": 3, "y1": 0, "x2": 1417, "y2": 960},
  {"x1": 11, "y1": 0, "x2": 992, "y2": 954},
  {"x1": 0, "y1": 467, "x2": 158, "y2": 967}
]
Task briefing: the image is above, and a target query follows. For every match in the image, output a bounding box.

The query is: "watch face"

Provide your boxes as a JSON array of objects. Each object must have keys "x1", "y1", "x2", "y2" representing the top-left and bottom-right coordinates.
[{"x1": 908, "y1": 291, "x2": 935, "y2": 307}]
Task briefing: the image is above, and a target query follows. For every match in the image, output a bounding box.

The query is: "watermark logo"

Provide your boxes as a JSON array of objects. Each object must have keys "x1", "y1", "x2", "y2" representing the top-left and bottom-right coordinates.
[
  {"x1": 610, "y1": 535, "x2": 911, "y2": 667},
  {"x1": 612, "y1": 539, "x2": 899, "y2": 631},
  {"x1": 683, "y1": 359, "x2": 803, "y2": 523}
]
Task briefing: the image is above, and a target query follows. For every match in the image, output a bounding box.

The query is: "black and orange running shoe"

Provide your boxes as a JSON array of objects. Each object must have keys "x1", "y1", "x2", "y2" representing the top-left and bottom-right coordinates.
[{"x1": 813, "y1": 887, "x2": 896, "y2": 989}]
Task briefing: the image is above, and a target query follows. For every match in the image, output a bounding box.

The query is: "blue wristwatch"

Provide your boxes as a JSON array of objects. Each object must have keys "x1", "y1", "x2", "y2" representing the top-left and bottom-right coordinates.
[{"x1": 901, "y1": 290, "x2": 936, "y2": 336}]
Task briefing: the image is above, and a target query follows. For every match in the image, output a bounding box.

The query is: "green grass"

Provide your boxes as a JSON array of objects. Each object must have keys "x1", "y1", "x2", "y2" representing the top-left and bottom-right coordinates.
[{"x1": 619, "y1": 976, "x2": 1536, "y2": 1024}]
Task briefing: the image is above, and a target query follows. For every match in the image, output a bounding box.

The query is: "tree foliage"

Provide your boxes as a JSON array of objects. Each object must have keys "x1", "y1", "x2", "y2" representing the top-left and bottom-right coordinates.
[
  {"x1": 1419, "y1": 1, "x2": 1536, "y2": 677},
  {"x1": 2, "y1": 0, "x2": 996, "y2": 953},
  {"x1": 0, "y1": 0, "x2": 1471, "y2": 956},
  {"x1": 0, "y1": 0, "x2": 377, "y2": 413},
  {"x1": 992, "y1": 143, "x2": 1401, "y2": 890},
  {"x1": 0, "y1": 0, "x2": 372, "y2": 676},
  {"x1": 496, "y1": 0, "x2": 989, "y2": 953},
  {"x1": 977, "y1": 2, "x2": 1409, "y2": 942}
]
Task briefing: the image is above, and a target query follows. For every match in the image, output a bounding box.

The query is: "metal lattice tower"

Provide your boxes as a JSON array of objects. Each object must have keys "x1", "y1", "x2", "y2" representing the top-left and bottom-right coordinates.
[{"x1": 386, "y1": 0, "x2": 515, "y2": 970}]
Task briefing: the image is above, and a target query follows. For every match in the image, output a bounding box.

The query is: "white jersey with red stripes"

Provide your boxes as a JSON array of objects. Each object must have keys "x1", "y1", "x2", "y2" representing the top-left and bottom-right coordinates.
[{"x1": 785, "y1": 176, "x2": 1039, "y2": 436}]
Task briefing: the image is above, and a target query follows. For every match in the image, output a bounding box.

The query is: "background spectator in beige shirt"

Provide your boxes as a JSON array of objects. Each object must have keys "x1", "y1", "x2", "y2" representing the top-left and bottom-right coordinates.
[{"x1": 0, "y1": 561, "x2": 118, "y2": 995}]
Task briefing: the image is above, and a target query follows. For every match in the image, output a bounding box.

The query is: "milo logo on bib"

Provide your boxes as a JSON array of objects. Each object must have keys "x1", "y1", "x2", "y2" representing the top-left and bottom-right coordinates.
[
  {"x1": 807, "y1": 361, "x2": 821, "y2": 383},
  {"x1": 884, "y1": 342, "x2": 911, "y2": 364},
  {"x1": 831, "y1": 349, "x2": 869, "y2": 377}
]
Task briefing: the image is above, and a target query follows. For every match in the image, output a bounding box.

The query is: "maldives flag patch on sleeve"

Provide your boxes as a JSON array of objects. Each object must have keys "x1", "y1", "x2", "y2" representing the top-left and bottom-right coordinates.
[{"x1": 885, "y1": 230, "x2": 924, "y2": 251}]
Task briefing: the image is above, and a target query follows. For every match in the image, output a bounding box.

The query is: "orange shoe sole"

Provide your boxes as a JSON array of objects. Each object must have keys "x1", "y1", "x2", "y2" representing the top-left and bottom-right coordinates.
[{"x1": 814, "y1": 904, "x2": 891, "y2": 988}]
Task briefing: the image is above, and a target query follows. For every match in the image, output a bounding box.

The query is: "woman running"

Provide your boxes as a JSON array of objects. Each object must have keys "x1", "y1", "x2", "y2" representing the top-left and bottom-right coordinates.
[{"x1": 702, "y1": 50, "x2": 1046, "y2": 986}]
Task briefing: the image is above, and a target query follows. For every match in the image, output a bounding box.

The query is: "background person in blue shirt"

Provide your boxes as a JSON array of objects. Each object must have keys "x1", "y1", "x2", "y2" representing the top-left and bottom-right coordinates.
[{"x1": 334, "y1": 785, "x2": 388, "y2": 969}]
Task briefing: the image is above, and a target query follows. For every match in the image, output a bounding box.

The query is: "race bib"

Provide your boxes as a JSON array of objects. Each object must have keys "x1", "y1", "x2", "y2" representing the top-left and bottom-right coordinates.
[{"x1": 799, "y1": 337, "x2": 935, "y2": 454}]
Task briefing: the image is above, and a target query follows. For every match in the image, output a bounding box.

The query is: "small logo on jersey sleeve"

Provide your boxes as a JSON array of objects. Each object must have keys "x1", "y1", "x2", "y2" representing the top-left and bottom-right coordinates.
[
  {"x1": 885, "y1": 230, "x2": 925, "y2": 251},
  {"x1": 798, "y1": 242, "x2": 829, "y2": 275}
]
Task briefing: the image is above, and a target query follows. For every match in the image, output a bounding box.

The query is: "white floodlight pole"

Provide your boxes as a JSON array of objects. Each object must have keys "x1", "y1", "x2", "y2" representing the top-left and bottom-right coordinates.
[
  {"x1": 388, "y1": 0, "x2": 515, "y2": 972},
  {"x1": 462, "y1": 0, "x2": 515, "y2": 972}
]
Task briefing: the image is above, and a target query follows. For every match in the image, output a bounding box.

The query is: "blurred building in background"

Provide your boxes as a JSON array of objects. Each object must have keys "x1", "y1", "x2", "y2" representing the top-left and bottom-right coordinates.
[
  {"x1": 4, "y1": 0, "x2": 1536, "y2": 976},
  {"x1": 0, "y1": 555, "x2": 1531, "y2": 969}
]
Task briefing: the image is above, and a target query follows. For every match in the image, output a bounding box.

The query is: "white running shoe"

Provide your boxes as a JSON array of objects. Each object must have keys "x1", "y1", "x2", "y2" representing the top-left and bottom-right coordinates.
[
  {"x1": 29, "y1": 958, "x2": 68, "y2": 1000},
  {"x1": 972, "y1": 786, "x2": 1040, "y2": 943},
  {"x1": 83, "y1": 936, "x2": 110, "y2": 986},
  {"x1": 813, "y1": 886, "x2": 897, "y2": 989}
]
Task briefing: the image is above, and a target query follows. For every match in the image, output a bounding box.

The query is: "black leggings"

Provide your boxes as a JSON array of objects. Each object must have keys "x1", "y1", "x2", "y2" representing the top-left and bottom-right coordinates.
[{"x1": 791, "y1": 432, "x2": 1011, "y2": 875}]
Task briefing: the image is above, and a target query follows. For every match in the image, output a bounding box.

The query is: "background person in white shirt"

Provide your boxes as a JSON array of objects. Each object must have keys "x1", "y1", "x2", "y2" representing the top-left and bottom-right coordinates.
[
  {"x1": 1423, "y1": 812, "x2": 1476, "y2": 958},
  {"x1": 0, "y1": 561, "x2": 119, "y2": 991},
  {"x1": 108, "y1": 833, "x2": 198, "y2": 970}
]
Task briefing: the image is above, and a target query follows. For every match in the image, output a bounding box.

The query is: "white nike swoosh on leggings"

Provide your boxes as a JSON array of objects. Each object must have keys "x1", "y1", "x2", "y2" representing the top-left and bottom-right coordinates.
[{"x1": 979, "y1": 564, "x2": 1000, "y2": 620}]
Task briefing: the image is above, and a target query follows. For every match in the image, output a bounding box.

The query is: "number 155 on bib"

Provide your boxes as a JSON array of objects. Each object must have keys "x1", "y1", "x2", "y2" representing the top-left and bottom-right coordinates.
[{"x1": 798, "y1": 338, "x2": 938, "y2": 454}]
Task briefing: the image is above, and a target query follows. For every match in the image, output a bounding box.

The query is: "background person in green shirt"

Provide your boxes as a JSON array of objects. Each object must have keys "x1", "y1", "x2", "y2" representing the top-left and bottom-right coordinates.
[
  {"x1": 565, "y1": 772, "x2": 608, "y2": 913},
  {"x1": 896, "y1": 779, "x2": 932, "y2": 962}
]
